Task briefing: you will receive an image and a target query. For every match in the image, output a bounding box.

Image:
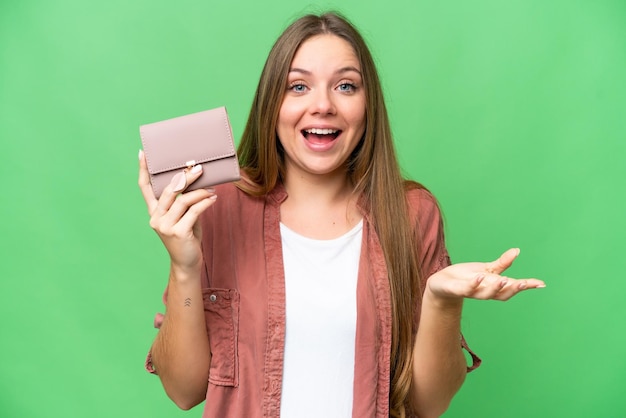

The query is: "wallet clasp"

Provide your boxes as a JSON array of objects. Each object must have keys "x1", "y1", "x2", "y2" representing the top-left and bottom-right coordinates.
[{"x1": 185, "y1": 160, "x2": 197, "y2": 171}]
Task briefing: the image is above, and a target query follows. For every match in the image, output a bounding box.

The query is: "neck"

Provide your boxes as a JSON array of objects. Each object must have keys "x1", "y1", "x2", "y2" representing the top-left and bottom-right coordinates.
[
  {"x1": 283, "y1": 168, "x2": 354, "y2": 206},
  {"x1": 280, "y1": 165, "x2": 361, "y2": 239}
]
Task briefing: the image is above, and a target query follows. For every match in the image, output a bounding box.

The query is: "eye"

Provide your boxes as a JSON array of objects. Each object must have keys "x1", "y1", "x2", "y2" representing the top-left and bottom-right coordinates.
[
  {"x1": 337, "y1": 82, "x2": 357, "y2": 93},
  {"x1": 288, "y1": 82, "x2": 307, "y2": 93}
]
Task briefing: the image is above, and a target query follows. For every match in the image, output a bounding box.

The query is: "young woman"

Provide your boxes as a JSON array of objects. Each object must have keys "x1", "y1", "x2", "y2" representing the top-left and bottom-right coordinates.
[{"x1": 138, "y1": 12, "x2": 545, "y2": 418}]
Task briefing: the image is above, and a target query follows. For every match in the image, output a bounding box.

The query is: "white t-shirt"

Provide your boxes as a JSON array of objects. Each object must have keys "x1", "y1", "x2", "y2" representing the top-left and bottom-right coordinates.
[{"x1": 279, "y1": 220, "x2": 364, "y2": 418}]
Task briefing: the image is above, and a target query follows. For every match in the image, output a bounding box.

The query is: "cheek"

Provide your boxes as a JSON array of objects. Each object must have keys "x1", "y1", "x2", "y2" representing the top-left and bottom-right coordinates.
[
  {"x1": 351, "y1": 109, "x2": 367, "y2": 136},
  {"x1": 276, "y1": 108, "x2": 299, "y2": 147},
  {"x1": 277, "y1": 98, "x2": 300, "y2": 127},
  {"x1": 276, "y1": 111, "x2": 289, "y2": 140},
  {"x1": 344, "y1": 96, "x2": 366, "y2": 129}
]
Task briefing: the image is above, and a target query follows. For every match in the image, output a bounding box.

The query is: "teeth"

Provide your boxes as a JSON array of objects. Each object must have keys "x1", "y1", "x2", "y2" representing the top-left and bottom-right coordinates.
[{"x1": 305, "y1": 128, "x2": 338, "y2": 135}]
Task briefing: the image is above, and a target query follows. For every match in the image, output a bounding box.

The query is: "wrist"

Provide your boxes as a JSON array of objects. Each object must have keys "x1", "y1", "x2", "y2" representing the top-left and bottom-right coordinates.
[
  {"x1": 169, "y1": 261, "x2": 203, "y2": 285},
  {"x1": 423, "y1": 287, "x2": 464, "y2": 314}
]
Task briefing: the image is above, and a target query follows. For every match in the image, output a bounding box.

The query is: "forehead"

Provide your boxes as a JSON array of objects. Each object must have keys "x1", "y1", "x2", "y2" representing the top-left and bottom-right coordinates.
[{"x1": 290, "y1": 34, "x2": 360, "y2": 70}]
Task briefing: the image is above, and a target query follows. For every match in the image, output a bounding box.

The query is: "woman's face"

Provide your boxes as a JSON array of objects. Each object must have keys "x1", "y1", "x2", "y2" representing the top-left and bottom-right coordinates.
[{"x1": 276, "y1": 34, "x2": 366, "y2": 180}]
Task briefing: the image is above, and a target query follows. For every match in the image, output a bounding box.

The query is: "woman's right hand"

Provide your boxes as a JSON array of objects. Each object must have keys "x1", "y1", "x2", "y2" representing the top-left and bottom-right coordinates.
[{"x1": 138, "y1": 150, "x2": 218, "y2": 278}]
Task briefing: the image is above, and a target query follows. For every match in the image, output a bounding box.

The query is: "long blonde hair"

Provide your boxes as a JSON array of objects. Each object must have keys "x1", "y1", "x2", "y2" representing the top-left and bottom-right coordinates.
[{"x1": 236, "y1": 13, "x2": 423, "y2": 417}]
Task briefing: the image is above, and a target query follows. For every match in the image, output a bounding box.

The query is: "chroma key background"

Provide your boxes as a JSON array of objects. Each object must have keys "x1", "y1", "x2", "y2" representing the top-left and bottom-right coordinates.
[{"x1": 1, "y1": 0, "x2": 624, "y2": 416}]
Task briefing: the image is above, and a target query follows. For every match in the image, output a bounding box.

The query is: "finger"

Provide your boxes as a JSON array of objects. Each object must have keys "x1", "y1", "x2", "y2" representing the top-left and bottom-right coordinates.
[
  {"x1": 160, "y1": 188, "x2": 215, "y2": 228},
  {"x1": 174, "y1": 195, "x2": 218, "y2": 233},
  {"x1": 138, "y1": 150, "x2": 158, "y2": 214},
  {"x1": 492, "y1": 278, "x2": 546, "y2": 301},
  {"x1": 458, "y1": 273, "x2": 491, "y2": 299},
  {"x1": 169, "y1": 163, "x2": 204, "y2": 193},
  {"x1": 484, "y1": 248, "x2": 520, "y2": 275},
  {"x1": 479, "y1": 275, "x2": 511, "y2": 299},
  {"x1": 515, "y1": 278, "x2": 546, "y2": 290},
  {"x1": 152, "y1": 164, "x2": 204, "y2": 217}
]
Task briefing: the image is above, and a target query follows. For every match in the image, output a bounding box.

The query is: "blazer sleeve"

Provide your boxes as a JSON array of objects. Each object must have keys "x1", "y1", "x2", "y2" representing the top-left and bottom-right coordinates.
[{"x1": 407, "y1": 187, "x2": 481, "y2": 371}]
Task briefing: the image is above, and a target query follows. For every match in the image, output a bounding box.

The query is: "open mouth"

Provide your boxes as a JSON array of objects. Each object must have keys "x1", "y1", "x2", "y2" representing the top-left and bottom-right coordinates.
[{"x1": 302, "y1": 128, "x2": 341, "y2": 144}]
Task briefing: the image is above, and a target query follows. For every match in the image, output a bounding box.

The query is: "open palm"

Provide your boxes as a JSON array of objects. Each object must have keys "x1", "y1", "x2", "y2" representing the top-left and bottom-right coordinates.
[{"x1": 427, "y1": 248, "x2": 545, "y2": 302}]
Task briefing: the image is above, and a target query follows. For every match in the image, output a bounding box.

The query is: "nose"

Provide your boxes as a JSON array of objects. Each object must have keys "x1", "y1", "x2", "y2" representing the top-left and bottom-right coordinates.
[{"x1": 309, "y1": 88, "x2": 336, "y2": 115}]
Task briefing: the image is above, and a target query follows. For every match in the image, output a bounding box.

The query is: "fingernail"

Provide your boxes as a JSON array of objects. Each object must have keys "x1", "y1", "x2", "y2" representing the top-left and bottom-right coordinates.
[
  {"x1": 208, "y1": 195, "x2": 217, "y2": 201},
  {"x1": 138, "y1": 149, "x2": 144, "y2": 160},
  {"x1": 171, "y1": 172, "x2": 187, "y2": 192},
  {"x1": 191, "y1": 164, "x2": 202, "y2": 174},
  {"x1": 205, "y1": 188, "x2": 216, "y2": 193},
  {"x1": 536, "y1": 284, "x2": 547, "y2": 288}
]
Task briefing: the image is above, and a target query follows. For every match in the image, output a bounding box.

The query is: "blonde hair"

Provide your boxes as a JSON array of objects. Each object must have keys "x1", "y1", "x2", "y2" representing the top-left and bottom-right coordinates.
[{"x1": 236, "y1": 13, "x2": 423, "y2": 417}]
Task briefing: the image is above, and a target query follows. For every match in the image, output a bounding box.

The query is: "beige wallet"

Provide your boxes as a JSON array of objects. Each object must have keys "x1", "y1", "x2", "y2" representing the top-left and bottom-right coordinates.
[{"x1": 140, "y1": 107, "x2": 241, "y2": 198}]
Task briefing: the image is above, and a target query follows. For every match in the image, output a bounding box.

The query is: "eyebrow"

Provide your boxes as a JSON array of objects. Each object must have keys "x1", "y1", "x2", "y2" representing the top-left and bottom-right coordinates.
[{"x1": 289, "y1": 66, "x2": 362, "y2": 76}]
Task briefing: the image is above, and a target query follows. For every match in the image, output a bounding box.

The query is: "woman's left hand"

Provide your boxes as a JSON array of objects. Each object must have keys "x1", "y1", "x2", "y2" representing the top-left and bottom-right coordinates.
[{"x1": 426, "y1": 248, "x2": 545, "y2": 304}]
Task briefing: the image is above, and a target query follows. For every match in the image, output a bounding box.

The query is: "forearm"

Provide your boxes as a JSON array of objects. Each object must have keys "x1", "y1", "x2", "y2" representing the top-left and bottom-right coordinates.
[
  {"x1": 151, "y1": 264, "x2": 211, "y2": 410},
  {"x1": 411, "y1": 290, "x2": 467, "y2": 418}
]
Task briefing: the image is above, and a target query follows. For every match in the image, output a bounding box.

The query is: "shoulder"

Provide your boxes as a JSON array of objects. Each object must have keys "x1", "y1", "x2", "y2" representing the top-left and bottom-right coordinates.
[
  {"x1": 404, "y1": 182, "x2": 451, "y2": 275},
  {"x1": 404, "y1": 182, "x2": 443, "y2": 226}
]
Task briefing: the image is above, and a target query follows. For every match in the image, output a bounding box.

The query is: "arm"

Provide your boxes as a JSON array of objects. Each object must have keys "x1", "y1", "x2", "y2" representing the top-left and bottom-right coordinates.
[
  {"x1": 138, "y1": 150, "x2": 217, "y2": 409},
  {"x1": 410, "y1": 248, "x2": 546, "y2": 417},
  {"x1": 410, "y1": 292, "x2": 466, "y2": 418},
  {"x1": 150, "y1": 265, "x2": 211, "y2": 410}
]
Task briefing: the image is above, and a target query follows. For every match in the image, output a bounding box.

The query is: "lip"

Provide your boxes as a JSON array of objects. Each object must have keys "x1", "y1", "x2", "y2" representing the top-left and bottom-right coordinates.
[
  {"x1": 300, "y1": 128, "x2": 342, "y2": 152},
  {"x1": 301, "y1": 124, "x2": 342, "y2": 131},
  {"x1": 300, "y1": 124, "x2": 343, "y2": 139}
]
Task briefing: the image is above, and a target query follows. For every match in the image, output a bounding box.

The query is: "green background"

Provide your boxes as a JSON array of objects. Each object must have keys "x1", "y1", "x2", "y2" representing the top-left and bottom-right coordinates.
[{"x1": 1, "y1": 0, "x2": 624, "y2": 417}]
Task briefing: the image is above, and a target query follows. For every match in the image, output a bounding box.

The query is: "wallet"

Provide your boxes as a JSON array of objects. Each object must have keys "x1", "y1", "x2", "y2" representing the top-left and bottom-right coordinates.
[{"x1": 140, "y1": 107, "x2": 241, "y2": 198}]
